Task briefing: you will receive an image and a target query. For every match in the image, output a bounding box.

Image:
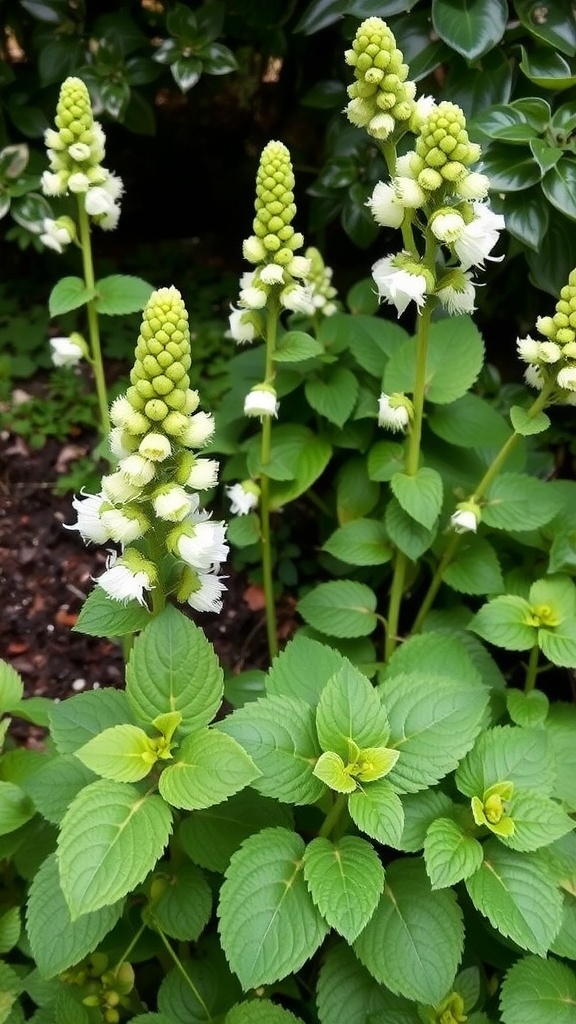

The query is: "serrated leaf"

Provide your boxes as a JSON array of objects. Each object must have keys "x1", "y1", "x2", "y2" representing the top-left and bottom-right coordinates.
[
  {"x1": 266, "y1": 634, "x2": 346, "y2": 706},
  {"x1": 94, "y1": 274, "x2": 153, "y2": 315},
  {"x1": 26, "y1": 853, "x2": 123, "y2": 977},
  {"x1": 368, "y1": 440, "x2": 405, "y2": 482},
  {"x1": 227, "y1": 1000, "x2": 305, "y2": 1023},
  {"x1": 323, "y1": 519, "x2": 392, "y2": 566},
  {"x1": 424, "y1": 817, "x2": 484, "y2": 889},
  {"x1": 158, "y1": 937, "x2": 241, "y2": 1023},
  {"x1": 443, "y1": 536, "x2": 504, "y2": 595},
  {"x1": 500, "y1": 955, "x2": 576, "y2": 1024},
  {"x1": 466, "y1": 842, "x2": 563, "y2": 955},
  {"x1": 381, "y1": 672, "x2": 489, "y2": 794},
  {"x1": 335, "y1": 455, "x2": 380, "y2": 524},
  {"x1": 274, "y1": 330, "x2": 323, "y2": 363},
  {"x1": 303, "y1": 836, "x2": 384, "y2": 942},
  {"x1": 546, "y1": 703, "x2": 576, "y2": 810},
  {"x1": 149, "y1": 862, "x2": 211, "y2": 940},
  {"x1": 49, "y1": 689, "x2": 133, "y2": 754},
  {"x1": 75, "y1": 724, "x2": 157, "y2": 783},
  {"x1": 0, "y1": 781, "x2": 35, "y2": 835},
  {"x1": 226, "y1": 513, "x2": 260, "y2": 548},
  {"x1": 354, "y1": 858, "x2": 464, "y2": 1006},
  {"x1": 126, "y1": 605, "x2": 223, "y2": 733},
  {"x1": 455, "y1": 725, "x2": 555, "y2": 798},
  {"x1": 510, "y1": 405, "x2": 550, "y2": 436},
  {"x1": 179, "y1": 790, "x2": 293, "y2": 874},
  {"x1": 427, "y1": 392, "x2": 511, "y2": 450},
  {"x1": 25, "y1": 754, "x2": 96, "y2": 825},
  {"x1": 48, "y1": 276, "x2": 95, "y2": 316},
  {"x1": 503, "y1": 790, "x2": 575, "y2": 852},
  {"x1": 267, "y1": 427, "x2": 332, "y2": 510},
  {"x1": 348, "y1": 779, "x2": 405, "y2": 847},
  {"x1": 397, "y1": 789, "x2": 455, "y2": 853},
  {"x1": 313, "y1": 751, "x2": 356, "y2": 793},
  {"x1": 506, "y1": 688, "x2": 549, "y2": 728},
  {"x1": 0, "y1": 661, "x2": 23, "y2": 712},
  {"x1": 316, "y1": 941, "x2": 418, "y2": 1024},
  {"x1": 316, "y1": 661, "x2": 389, "y2": 760},
  {"x1": 73, "y1": 586, "x2": 152, "y2": 637},
  {"x1": 305, "y1": 367, "x2": 358, "y2": 427},
  {"x1": 385, "y1": 498, "x2": 437, "y2": 560},
  {"x1": 470, "y1": 594, "x2": 536, "y2": 651},
  {"x1": 551, "y1": 892, "x2": 576, "y2": 959},
  {"x1": 218, "y1": 695, "x2": 324, "y2": 804},
  {"x1": 57, "y1": 779, "x2": 172, "y2": 918},
  {"x1": 0, "y1": 907, "x2": 20, "y2": 954},
  {"x1": 218, "y1": 827, "x2": 328, "y2": 990},
  {"x1": 158, "y1": 727, "x2": 259, "y2": 810},
  {"x1": 383, "y1": 315, "x2": 484, "y2": 405},
  {"x1": 298, "y1": 581, "x2": 378, "y2": 638},
  {"x1": 483, "y1": 473, "x2": 560, "y2": 531},
  {"x1": 390, "y1": 467, "x2": 443, "y2": 529}
]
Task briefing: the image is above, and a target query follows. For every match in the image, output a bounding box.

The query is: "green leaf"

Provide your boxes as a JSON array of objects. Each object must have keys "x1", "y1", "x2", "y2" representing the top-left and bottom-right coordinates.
[
  {"x1": 519, "y1": 46, "x2": 576, "y2": 91},
  {"x1": 539, "y1": 620, "x2": 576, "y2": 668},
  {"x1": 552, "y1": 893, "x2": 576, "y2": 959},
  {"x1": 227, "y1": 1001, "x2": 305, "y2": 1023},
  {"x1": 0, "y1": 908, "x2": 19, "y2": 956},
  {"x1": 218, "y1": 827, "x2": 328, "y2": 990},
  {"x1": 443, "y1": 536, "x2": 504, "y2": 595},
  {"x1": 385, "y1": 498, "x2": 437, "y2": 560},
  {"x1": 303, "y1": 836, "x2": 384, "y2": 941},
  {"x1": 428, "y1": 392, "x2": 511, "y2": 449},
  {"x1": 530, "y1": 139, "x2": 563, "y2": 174},
  {"x1": 384, "y1": 315, "x2": 485, "y2": 404},
  {"x1": 390, "y1": 467, "x2": 443, "y2": 529},
  {"x1": 313, "y1": 751, "x2": 357, "y2": 793},
  {"x1": 344, "y1": 313, "x2": 408, "y2": 376},
  {"x1": 266, "y1": 634, "x2": 345, "y2": 706},
  {"x1": 316, "y1": 941, "x2": 418, "y2": 1024},
  {"x1": 26, "y1": 853, "x2": 123, "y2": 978},
  {"x1": 503, "y1": 790, "x2": 575, "y2": 852},
  {"x1": 348, "y1": 779, "x2": 405, "y2": 847},
  {"x1": 471, "y1": 104, "x2": 534, "y2": 141},
  {"x1": 0, "y1": 661, "x2": 23, "y2": 712},
  {"x1": 48, "y1": 277, "x2": 95, "y2": 316},
  {"x1": 466, "y1": 841, "x2": 563, "y2": 955},
  {"x1": 456, "y1": 723, "x2": 555, "y2": 798},
  {"x1": 397, "y1": 789, "x2": 455, "y2": 852},
  {"x1": 506, "y1": 688, "x2": 549, "y2": 728},
  {"x1": 226, "y1": 513, "x2": 260, "y2": 549},
  {"x1": 316, "y1": 661, "x2": 389, "y2": 760},
  {"x1": 335, "y1": 456, "x2": 380, "y2": 524},
  {"x1": 179, "y1": 790, "x2": 293, "y2": 874},
  {"x1": 432, "y1": 0, "x2": 507, "y2": 59},
  {"x1": 73, "y1": 586, "x2": 152, "y2": 637},
  {"x1": 158, "y1": 727, "x2": 259, "y2": 810},
  {"x1": 526, "y1": 205, "x2": 576, "y2": 297},
  {"x1": 542, "y1": 159, "x2": 576, "y2": 222},
  {"x1": 354, "y1": 858, "x2": 464, "y2": 1006},
  {"x1": 323, "y1": 519, "x2": 392, "y2": 567},
  {"x1": 424, "y1": 817, "x2": 484, "y2": 889},
  {"x1": 0, "y1": 781, "x2": 35, "y2": 835},
  {"x1": 298, "y1": 581, "x2": 378, "y2": 638},
  {"x1": 126, "y1": 605, "x2": 223, "y2": 733},
  {"x1": 503, "y1": 187, "x2": 550, "y2": 250},
  {"x1": 74, "y1": 724, "x2": 157, "y2": 783},
  {"x1": 218, "y1": 695, "x2": 324, "y2": 804},
  {"x1": 57, "y1": 779, "x2": 172, "y2": 919},
  {"x1": 274, "y1": 331, "x2": 323, "y2": 363},
  {"x1": 500, "y1": 955, "x2": 576, "y2": 1024},
  {"x1": 510, "y1": 404, "x2": 551, "y2": 435},
  {"x1": 483, "y1": 472, "x2": 560, "y2": 531},
  {"x1": 368, "y1": 440, "x2": 405, "y2": 482},
  {"x1": 516, "y1": 0, "x2": 576, "y2": 55},
  {"x1": 479, "y1": 146, "x2": 541, "y2": 191},
  {"x1": 148, "y1": 862, "x2": 211, "y2": 941},
  {"x1": 381, "y1": 671, "x2": 489, "y2": 793},
  {"x1": 157, "y1": 937, "x2": 241, "y2": 1023},
  {"x1": 25, "y1": 754, "x2": 96, "y2": 825},
  {"x1": 470, "y1": 595, "x2": 536, "y2": 651},
  {"x1": 94, "y1": 275, "x2": 153, "y2": 315},
  {"x1": 305, "y1": 367, "x2": 359, "y2": 428},
  {"x1": 49, "y1": 689, "x2": 133, "y2": 754},
  {"x1": 546, "y1": 703, "x2": 576, "y2": 810},
  {"x1": 269, "y1": 428, "x2": 331, "y2": 510}
]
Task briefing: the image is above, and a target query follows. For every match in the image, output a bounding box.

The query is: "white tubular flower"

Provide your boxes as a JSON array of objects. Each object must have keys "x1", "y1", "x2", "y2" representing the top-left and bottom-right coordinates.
[
  {"x1": 244, "y1": 385, "x2": 279, "y2": 419},
  {"x1": 516, "y1": 335, "x2": 541, "y2": 363},
  {"x1": 84, "y1": 186, "x2": 116, "y2": 217},
  {"x1": 152, "y1": 484, "x2": 191, "y2": 523},
  {"x1": 97, "y1": 550, "x2": 156, "y2": 606},
  {"x1": 372, "y1": 254, "x2": 430, "y2": 316},
  {"x1": 226, "y1": 481, "x2": 260, "y2": 515},
  {"x1": 68, "y1": 142, "x2": 91, "y2": 162},
  {"x1": 409, "y1": 94, "x2": 436, "y2": 131},
  {"x1": 394, "y1": 176, "x2": 426, "y2": 209},
  {"x1": 557, "y1": 366, "x2": 576, "y2": 391},
  {"x1": 228, "y1": 307, "x2": 257, "y2": 344},
  {"x1": 186, "y1": 458, "x2": 219, "y2": 490},
  {"x1": 367, "y1": 182, "x2": 404, "y2": 228},
  {"x1": 40, "y1": 217, "x2": 74, "y2": 253},
  {"x1": 287, "y1": 255, "x2": 312, "y2": 279},
  {"x1": 524, "y1": 364, "x2": 545, "y2": 391},
  {"x1": 49, "y1": 334, "x2": 85, "y2": 367},
  {"x1": 239, "y1": 284, "x2": 268, "y2": 309},
  {"x1": 109, "y1": 427, "x2": 133, "y2": 460},
  {"x1": 175, "y1": 521, "x2": 229, "y2": 571},
  {"x1": 243, "y1": 236, "x2": 266, "y2": 263},
  {"x1": 109, "y1": 395, "x2": 134, "y2": 427},
  {"x1": 280, "y1": 284, "x2": 316, "y2": 316},
  {"x1": 138, "y1": 432, "x2": 172, "y2": 462},
  {"x1": 378, "y1": 392, "x2": 413, "y2": 433},
  {"x1": 539, "y1": 341, "x2": 563, "y2": 363},
  {"x1": 67, "y1": 171, "x2": 91, "y2": 193},
  {"x1": 41, "y1": 170, "x2": 66, "y2": 196},
  {"x1": 180, "y1": 411, "x2": 215, "y2": 448},
  {"x1": 430, "y1": 209, "x2": 466, "y2": 243},
  {"x1": 186, "y1": 572, "x2": 227, "y2": 613},
  {"x1": 65, "y1": 492, "x2": 110, "y2": 544},
  {"x1": 100, "y1": 506, "x2": 150, "y2": 544},
  {"x1": 451, "y1": 504, "x2": 480, "y2": 533},
  {"x1": 436, "y1": 271, "x2": 476, "y2": 315},
  {"x1": 260, "y1": 264, "x2": 285, "y2": 285},
  {"x1": 454, "y1": 172, "x2": 490, "y2": 201},
  {"x1": 453, "y1": 203, "x2": 505, "y2": 270},
  {"x1": 101, "y1": 471, "x2": 141, "y2": 505},
  {"x1": 368, "y1": 112, "x2": 396, "y2": 139},
  {"x1": 119, "y1": 454, "x2": 156, "y2": 487}
]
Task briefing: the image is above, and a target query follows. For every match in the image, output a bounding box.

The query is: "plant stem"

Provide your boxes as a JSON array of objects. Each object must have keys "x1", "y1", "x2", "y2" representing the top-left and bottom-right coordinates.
[
  {"x1": 385, "y1": 301, "x2": 433, "y2": 660},
  {"x1": 259, "y1": 297, "x2": 280, "y2": 660},
  {"x1": 114, "y1": 922, "x2": 146, "y2": 971},
  {"x1": 318, "y1": 792, "x2": 348, "y2": 839},
  {"x1": 156, "y1": 927, "x2": 211, "y2": 1019},
  {"x1": 77, "y1": 199, "x2": 110, "y2": 439},
  {"x1": 410, "y1": 384, "x2": 555, "y2": 634},
  {"x1": 524, "y1": 644, "x2": 540, "y2": 693}
]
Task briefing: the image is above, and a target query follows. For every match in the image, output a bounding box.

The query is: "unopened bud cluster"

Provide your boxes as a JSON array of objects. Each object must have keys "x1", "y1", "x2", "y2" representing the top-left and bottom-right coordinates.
[
  {"x1": 305, "y1": 247, "x2": 339, "y2": 317},
  {"x1": 344, "y1": 17, "x2": 416, "y2": 140},
  {"x1": 63, "y1": 955, "x2": 134, "y2": 1024},
  {"x1": 68, "y1": 287, "x2": 228, "y2": 614},
  {"x1": 518, "y1": 269, "x2": 576, "y2": 399},
  {"x1": 41, "y1": 76, "x2": 123, "y2": 234}
]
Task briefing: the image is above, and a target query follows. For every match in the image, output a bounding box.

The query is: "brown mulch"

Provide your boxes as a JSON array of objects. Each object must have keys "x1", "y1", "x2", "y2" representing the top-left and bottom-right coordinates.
[{"x1": 0, "y1": 430, "x2": 295, "y2": 718}]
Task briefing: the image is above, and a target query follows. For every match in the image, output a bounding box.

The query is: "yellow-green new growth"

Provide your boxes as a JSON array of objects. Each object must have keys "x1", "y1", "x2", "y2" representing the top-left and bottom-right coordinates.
[
  {"x1": 415, "y1": 101, "x2": 481, "y2": 186},
  {"x1": 42, "y1": 77, "x2": 106, "y2": 195},
  {"x1": 245, "y1": 140, "x2": 303, "y2": 268},
  {"x1": 345, "y1": 17, "x2": 416, "y2": 140}
]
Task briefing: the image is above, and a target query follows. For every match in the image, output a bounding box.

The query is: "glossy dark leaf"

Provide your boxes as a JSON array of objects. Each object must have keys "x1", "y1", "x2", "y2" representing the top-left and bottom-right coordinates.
[
  {"x1": 503, "y1": 187, "x2": 549, "y2": 250},
  {"x1": 515, "y1": 0, "x2": 576, "y2": 57},
  {"x1": 480, "y1": 144, "x2": 541, "y2": 190},
  {"x1": 432, "y1": 0, "x2": 507, "y2": 60},
  {"x1": 294, "y1": 0, "x2": 347, "y2": 34},
  {"x1": 519, "y1": 48, "x2": 576, "y2": 91},
  {"x1": 525, "y1": 207, "x2": 576, "y2": 296},
  {"x1": 542, "y1": 159, "x2": 576, "y2": 221}
]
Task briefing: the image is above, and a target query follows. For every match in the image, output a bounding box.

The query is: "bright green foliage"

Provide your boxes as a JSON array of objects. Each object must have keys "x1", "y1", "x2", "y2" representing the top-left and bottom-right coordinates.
[
  {"x1": 391, "y1": 467, "x2": 443, "y2": 529},
  {"x1": 315, "y1": 662, "x2": 390, "y2": 759},
  {"x1": 146, "y1": 862, "x2": 212, "y2": 941},
  {"x1": 158, "y1": 727, "x2": 259, "y2": 810},
  {"x1": 75, "y1": 723, "x2": 165, "y2": 783},
  {"x1": 227, "y1": 1001, "x2": 306, "y2": 1023},
  {"x1": 298, "y1": 581, "x2": 378, "y2": 638},
  {"x1": 424, "y1": 818, "x2": 484, "y2": 889},
  {"x1": 179, "y1": 791, "x2": 294, "y2": 873},
  {"x1": 303, "y1": 836, "x2": 384, "y2": 941},
  {"x1": 0, "y1": 908, "x2": 20, "y2": 955},
  {"x1": 506, "y1": 687, "x2": 549, "y2": 727},
  {"x1": 348, "y1": 778, "x2": 405, "y2": 846},
  {"x1": 218, "y1": 827, "x2": 329, "y2": 990},
  {"x1": 500, "y1": 955, "x2": 576, "y2": 1024},
  {"x1": 316, "y1": 942, "x2": 419, "y2": 1024},
  {"x1": 384, "y1": 316, "x2": 485, "y2": 405},
  {"x1": 471, "y1": 575, "x2": 576, "y2": 666},
  {"x1": 455, "y1": 724, "x2": 555, "y2": 797},
  {"x1": 0, "y1": 781, "x2": 35, "y2": 836},
  {"x1": 322, "y1": 519, "x2": 392, "y2": 566}
]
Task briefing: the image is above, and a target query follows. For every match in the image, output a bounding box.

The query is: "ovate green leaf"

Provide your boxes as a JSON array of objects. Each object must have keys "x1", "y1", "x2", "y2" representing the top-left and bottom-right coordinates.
[
  {"x1": 305, "y1": 366, "x2": 358, "y2": 427},
  {"x1": 455, "y1": 725, "x2": 555, "y2": 798},
  {"x1": 503, "y1": 790, "x2": 575, "y2": 852},
  {"x1": 348, "y1": 779, "x2": 405, "y2": 847},
  {"x1": 0, "y1": 661, "x2": 23, "y2": 712},
  {"x1": 158, "y1": 728, "x2": 259, "y2": 810},
  {"x1": 298, "y1": 581, "x2": 378, "y2": 638},
  {"x1": 48, "y1": 276, "x2": 95, "y2": 316},
  {"x1": 424, "y1": 817, "x2": 484, "y2": 889},
  {"x1": 227, "y1": 1000, "x2": 306, "y2": 1023},
  {"x1": 500, "y1": 955, "x2": 576, "y2": 1024},
  {"x1": 179, "y1": 790, "x2": 293, "y2": 874},
  {"x1": 94, "y1": 274, "x2": 153, "y2": 315},
  {"x1": 148, "y1": 862, "x2": 211, "y2": 941},
  {"x1": 482, "y1": 473, "x2": 560, "y2": 531},
  {"x1": 303, "y1": 836, "x2": 384, "y2": 941},
  {"x1": 266, "y1": 634, "x2": 345, "y2": 706},
  {"x1": 432, "y1": 0, "x2": 507, "y2": 60},
  {"x1": 384, "y1": 315, "x2": 484, "y2": 405},
  {"x1": 316, "y1": 661, "x2": 389, "y2": 759},
  {"x1": 0, "y1": 781, "x2": 35, "y2": 835},
  {"x1": 49, "y1": 689, "x2": 133, "y2": 754},
  {"x1": 75, "y1": 724, "x2": 158, "y2": 783},
  {"x1": 443, "y1": 536, "x2": 504, "y2": 595},
  {"x1": 390, "y1": 467, "x2": 443, "y2": 529},
  {"x1": 323, "y1": 519, "x2": 392, "y2": 566}
]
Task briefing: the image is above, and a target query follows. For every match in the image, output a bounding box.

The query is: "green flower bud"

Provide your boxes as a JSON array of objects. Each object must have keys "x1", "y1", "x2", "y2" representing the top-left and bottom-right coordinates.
[
  {"x1": 345, "y1": 18, "x2": 416, "y2": 140},
  {"x1": 471, "y1": 781, "x2": 515, "y2": 838},
  {"x1": 251, "y1": 141, "x2": 302, "y2": 267},
  {"x1": 416, "y1": 102, "x2": 480, "y2": 187}
]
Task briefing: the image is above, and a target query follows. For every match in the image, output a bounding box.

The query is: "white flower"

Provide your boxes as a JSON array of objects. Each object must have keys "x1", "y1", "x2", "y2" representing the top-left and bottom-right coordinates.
[
  {"x1": 100, "y1": 507, "x2": 150, "y2": 544},
  {"x1": 67, "y1": 171, "x2": 91, "y2": 193},
  {"x1": 119, "y1": 454, "x2": 156, "y2": 487},
  {"x1": 524, "y1": 364, "x2": 545, "y2": 391},
  {"x1": 242, "y1": 236, "x2": 266, "y2": 263},
  {"x1": 454, "y1": 172, "x2": 490, "y2": 201},
  {"x1": 226, "y1": 482, "x2": 259, "y2": 515},
  {"x1": 367, "y1": 112, "x2": 396, "y2": 139},
  {"x1": 372, "y1": 255, "x2": 428, "y2": 316},
  {"x1": 228, "y1": 307, "x2": 257, "y2": 344},
  {"x1": 394, "y1": 176, "x2": 426, "y2": 209},
  {"x1": 101, "y1": 472, "x2": 141, "y2": 504},
  {"x1": 152, "y1": 485, "x2": 191, "y2": 522},
  {"x1": 97, "y1": 553, "x2": 155, "y2": 606},
  {"x1": 41, "y1": 170, "x2": 66, "y2": 196},
  {"x1": 287, "y1": 255, "x2": 312, "y2": 279},
  {"x1": 516, "y1": 335, "x2": 541, "y2": 364},
  {"x1": 138, "y1": 432, "x2": 172, "y2": 461},
  {"x1": 84, "y1": 186, "x2": 116, "y2": 217},
  {"x1": 430, "y1": 209, "x2": 465, "y2": 244},
  {"x1": 244, "y1": 386, "x2": 279, "y2": 418},
  {"x1": 40, "y1": 218, "x2": 73, "y2": 253},
  {"x1": 557, "y1": 366, "x2": 576, "y2": 391},
  {"x1": 260, "y1": 264, "x2": 285, "y2": 285},
  {"x1": 239, "y1": 285, "x2": 268, "y2": 309},
  {"x1": 377, "y1": 393, "x2": 412, "y2": 433},
  {"x1": 49, "y1": 335, "x2": 84, "y2": 367},
  {"x1": 177, "y1": 521, "x2": 229, "y2": 571},
  {"x1": 436, "y1": 273, "x2": 476, "y2": 315},
  {"x1": 110, "y1": 395, "x2": 134, "y2": 427},
  {"x1": 366, "y1": 182, "x2": 404, "y2": 229},
  {"x1": 180, "y1": 411, "x2": 215, "y2": 448},
  {"x1": 280, "y1": 284, "x2": 316, "y2": 316},
  {"x1": 453, "y1": 203, "x2": 505, "y2": 271},
  {"x1": 451, "y1": 508, "x2": 478, "y2": 533},
  {"x1": 109, "y1": 426, "x2": 133, "y2": 459},
  {"x1": 186, "y1": 458, "x2": 219, "y2": 490},
  {"x1": 68, "y1": 142, "x2": 91, "y2": 162},
  {"x1": 539, "y1": 341, "x2": 562, "y2": 363},
  {"x1": 187, "y1": 572, "x2": 227, "y2": 613},
  {"x1": 65, "y1": 492, "x2": 110, "y2": 544},
  {"x1": 410, "y1": 94, "x2": 436, "y2": 130}
]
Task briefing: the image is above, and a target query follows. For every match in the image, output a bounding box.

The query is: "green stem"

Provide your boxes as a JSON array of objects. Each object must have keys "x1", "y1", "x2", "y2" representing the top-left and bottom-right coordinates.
[
  {"x1": 114, "y1": 922, "x2": 146, "y2": 971},
  {"x1": 410, "y1": 384, "x2": 555, "y2": 634},
  {"x1": 259, "y1": 297, "x2": 280, "y2": 661},
  {"x1": 77, "y1": 199, "x2": 110, "y2": 439},
  {"x1": 156, "y1": 927, "x2": 211, "y2": 1019},
  {"x1": 524, "y1": 644, "x2": 540, "y2": 694},
  {"x1": 318, "y1": 792, "x2": 348, "y2": 839}
]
